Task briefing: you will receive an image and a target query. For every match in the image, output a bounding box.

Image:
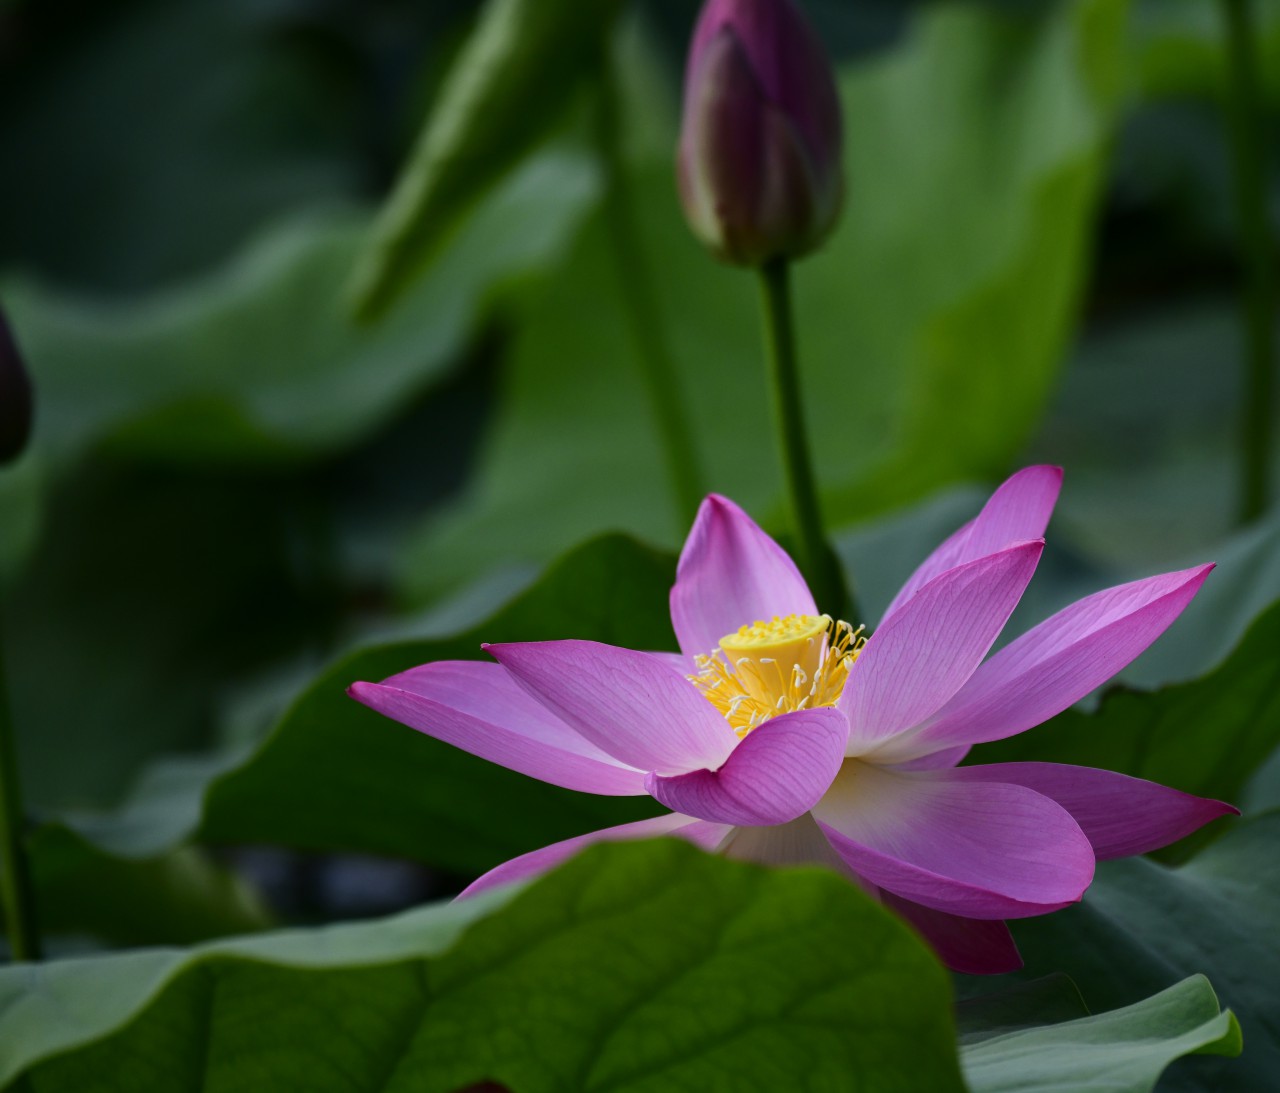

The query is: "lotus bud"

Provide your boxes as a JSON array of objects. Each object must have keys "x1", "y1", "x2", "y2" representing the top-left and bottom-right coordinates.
[
  {"x1": 678, "y1": 0, "x2": 843, "y2": 267},
  {"x1": 0, "y1": 307, "x2": 33, "y2": 465}
]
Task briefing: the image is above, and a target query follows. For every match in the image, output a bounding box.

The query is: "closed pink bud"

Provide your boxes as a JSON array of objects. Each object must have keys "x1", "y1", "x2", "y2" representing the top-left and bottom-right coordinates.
[{"x1": 678, "y1": 0, "x2": 843, "y2": 266}]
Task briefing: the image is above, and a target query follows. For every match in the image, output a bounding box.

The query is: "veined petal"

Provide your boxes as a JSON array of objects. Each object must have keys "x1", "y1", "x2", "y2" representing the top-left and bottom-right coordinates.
[
  {"x1": 879, "y1": 892, "x2": 1022, "y2": 975},
  {"x1": 670, "y1": 494, "x2": 818, "y2": 661},
  {"x1": 486, "y1": 640, "x2": 735, "y2": 775},
  {"x1": 841, "y1": 541, "x2": 1043, "y2": 755},
  {"x1": 946, "y1": 763, "x2": 1237, "y2": 860},
  {"x1": 812, "y1": 762, "x2": 1094, "y2": 919},
  {"x1": 879, "y1": 565, "x2": 1214, "y2": 763},
  {"x1": 646, "y1": 706, "x2": 848, "y2": 826},
  {"x1": 890, "y1": 744, "x2": 971, "y2": 772},
  {"x1": 652, "y1": 651, "x2": 695, "y2": 673},
  {"x1": 882, "y1": 466, "x2": 1061, "y2": 624},
  {"x1": 458, "y1": 813, "x2": 730, "y2": 899},
  {"x1": 349, "y1": 661, "x2": 646, "y2": 795}
]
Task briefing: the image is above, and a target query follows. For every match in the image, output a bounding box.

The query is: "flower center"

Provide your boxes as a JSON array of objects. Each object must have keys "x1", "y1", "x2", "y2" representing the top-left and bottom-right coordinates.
[{"x1": 689, "y1": 613, "x2": 865, "y2": 736}]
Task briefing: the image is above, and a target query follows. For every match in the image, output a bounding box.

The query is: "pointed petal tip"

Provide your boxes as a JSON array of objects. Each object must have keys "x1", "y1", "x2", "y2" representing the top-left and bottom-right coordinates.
[
  {"x1": 967, "y1": 536, "x2": 1045, "y2": 564},
  {"x1": 699, "y1": 492, "x2": 737, "y2": 514},
  {"x1": 1002, "y1": 463, "x2": 1063, "y2": 491},
  {"x1": 1171, "y1": 561, "x2": 1215, "y2": 598},
  {"x1": 672, "y1": 491, "x2": 816, "y2": 658}
]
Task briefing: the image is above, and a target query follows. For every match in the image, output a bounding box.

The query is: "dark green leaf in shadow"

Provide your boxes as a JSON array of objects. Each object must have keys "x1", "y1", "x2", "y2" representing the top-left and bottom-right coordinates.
[
  {"x1": 18, "y1": 826, "x2": 271, "y2": 948},
  {"x1": 1007, "y1": 810, "x2": 1280, "y2": 1091},
  {"x1": 960, "y1": 975, "x2": 1240, "y2": 1093},
  {"x1": 0, "y1": 841, "x2": 966, "y2": 1093},
  {"x1": 0, "y1": 2, "x2": 361, "y2": 290},
  {"x1": 55, "y1": 534, "x2": 676, "y2": 873},
  {"x1": 6, "y1": 463, "x2": 343, "y2": 811},
  {"x1": 1031, "y1": 301, "x2": 1280, "y2": 575},
  {"x1": 4, "y1": 153, "x2": 595, "y2": 468},
  {"x1": 349, "y1": 0, "x2": 623, "y2": 320},
  {"x1": 0, "y1": 155, "x2": 597, "y2": 817},
  {"x1": 955, "y1": 974, "x2": 1090, "y2": 1044}
]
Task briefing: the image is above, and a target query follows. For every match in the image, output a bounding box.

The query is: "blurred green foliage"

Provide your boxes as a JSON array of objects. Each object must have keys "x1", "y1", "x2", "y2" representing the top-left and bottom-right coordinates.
[{"x1": 0, "y1": 0, "x2": 1278, "y2": 1087}]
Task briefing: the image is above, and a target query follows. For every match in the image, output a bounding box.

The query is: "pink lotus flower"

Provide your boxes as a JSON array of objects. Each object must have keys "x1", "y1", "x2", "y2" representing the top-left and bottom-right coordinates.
[{"x1": 350, "y1": 467, "x2": 1235, "y2": 973}]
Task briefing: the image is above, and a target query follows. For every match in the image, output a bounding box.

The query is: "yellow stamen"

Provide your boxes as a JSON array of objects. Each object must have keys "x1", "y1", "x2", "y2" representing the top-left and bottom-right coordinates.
[{"x1": 689, "y1": 613, "x2": 865, "y2": 737}]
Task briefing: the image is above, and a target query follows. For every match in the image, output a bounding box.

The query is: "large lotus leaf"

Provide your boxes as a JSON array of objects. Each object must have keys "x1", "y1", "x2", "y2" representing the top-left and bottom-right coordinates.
[
  {"x1": 0, "y1": 841, "x2": 966, "y2": 1093},
  {"x1": 396, "y1": 0, "x2": 1128, "y2": 604},
  {"x1": 3, "y1": 153, "x2": 595, "y2": 468},
  {"x1": 48, "y1": 534, "x2": 673, "y2": 877},
  {"x1": 350, "y1": 0, "x2": 623, "y2": 318},
  {"x1": 1007, "y1": 809, "x2": 1280, "y2": 1091},
  {"x1": 960, "y1": 975, "x2": 1240, "y2": 1093}
]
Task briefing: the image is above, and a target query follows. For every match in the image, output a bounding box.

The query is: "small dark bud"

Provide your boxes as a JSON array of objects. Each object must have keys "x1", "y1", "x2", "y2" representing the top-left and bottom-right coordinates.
[
  {"x1": 678, "y1": 0, "x2": 844, "y2": 266},
  {"x1": 0, "y1": 306, "x2": 33, "y2": 464}
]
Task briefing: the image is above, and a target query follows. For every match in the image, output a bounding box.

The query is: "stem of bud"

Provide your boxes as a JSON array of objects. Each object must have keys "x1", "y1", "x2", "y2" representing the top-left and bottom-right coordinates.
[
  {"x1": 1219, "y1": 0, "x2": 1275, "y2": 525},
  {"x1": 0, "y1": 614, "x2": 39, "y2": 961},
  {"x1": 756, "y1": 259, "x2": 855, "y2": 619}
]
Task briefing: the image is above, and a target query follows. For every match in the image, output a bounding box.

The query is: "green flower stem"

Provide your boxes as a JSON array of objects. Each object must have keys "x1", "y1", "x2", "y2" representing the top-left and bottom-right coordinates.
[
  {"x1": 596, "y1": 59, "x2": 706, "y2": 528},
  {"x1": 1220, "y1": 0, "x2": 1276, "y2": 524},
  {"x1": 757, "y1": 258, "x2": 855, "y2": 620},
  {"x1": 0, "y1": 618, "x2": 38, "y2": 961}
]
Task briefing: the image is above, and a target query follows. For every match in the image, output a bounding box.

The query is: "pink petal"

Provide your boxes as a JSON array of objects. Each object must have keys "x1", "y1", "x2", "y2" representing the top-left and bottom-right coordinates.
[
  {"x1": 458, "y1": 813, "x2": 730, "y2": 899},
  {"x1": 349, "y1": 661, "x2": 646, "y2": 795},
  {"x1": 812, "y1": 762, "x2": 1094, "y2": 919},
  {"x1": 652, "y1": 651, "x2": 696, "y2": 674},
  {"x1": 891, "y1": 745, "x2": 971, "y2": 771},
  {"x1": 946, "y1": 763, "x2": 1238, "y2": 860},
  {"x1": 882, "y1": 466, "x2": 1062, "y2": 623},
  {"x1": 881, "y1": 565, "x2": 1214, "y2": 763},
  {"x1": 670, "y1": 494, "x2": 818, "y2": 661},
  {"x1": 841, "y1": 541, "x2": 1044, "y2": 755},
  {"x1": 879, "y1": 892, "x2": 1022, "y2": 975},
  {"x1": 486, "y1": 640, "x2": 736, "y2": 775},
  {"x1": 646, "y1": 706, "x2": 849, "y2": 825}
]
